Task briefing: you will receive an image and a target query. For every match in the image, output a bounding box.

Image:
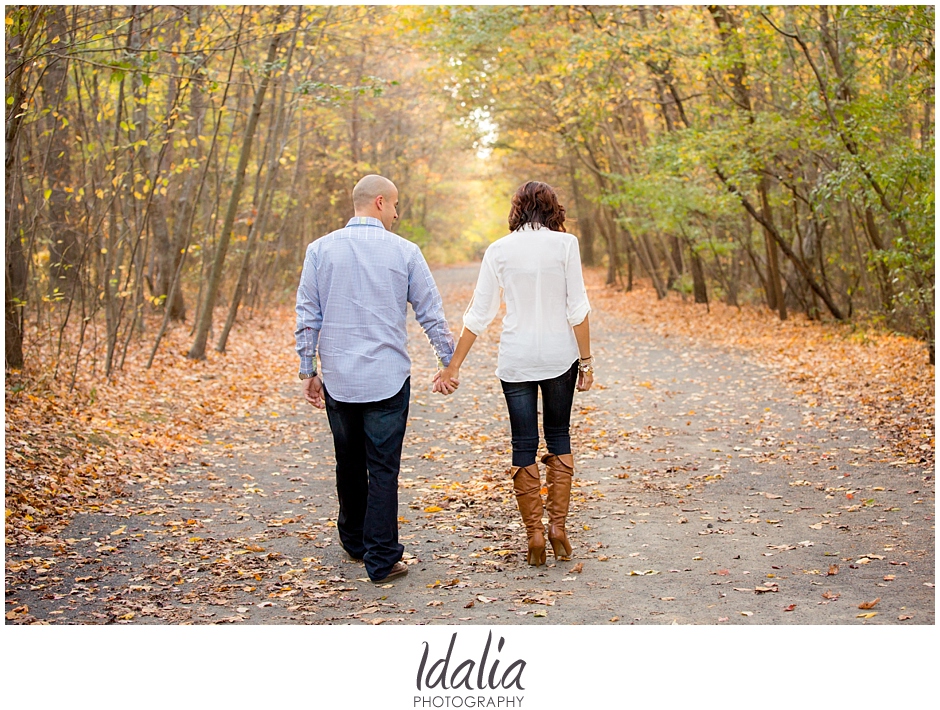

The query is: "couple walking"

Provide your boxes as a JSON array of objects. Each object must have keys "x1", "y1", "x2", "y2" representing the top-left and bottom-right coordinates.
[{"x1": 295, "y1": 175, "x2": 594, "y2": 584}]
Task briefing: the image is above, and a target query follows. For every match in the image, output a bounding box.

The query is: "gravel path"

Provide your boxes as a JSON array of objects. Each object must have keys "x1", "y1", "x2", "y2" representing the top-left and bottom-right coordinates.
[{"x1": 6, "y1": 264, "x2": 934, "y2": 625}]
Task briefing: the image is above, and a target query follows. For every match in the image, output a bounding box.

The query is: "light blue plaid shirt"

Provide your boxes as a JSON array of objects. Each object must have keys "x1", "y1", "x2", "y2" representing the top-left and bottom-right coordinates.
[{"x1": 295, "y1": 216, "x2": 455, "y2": 403}]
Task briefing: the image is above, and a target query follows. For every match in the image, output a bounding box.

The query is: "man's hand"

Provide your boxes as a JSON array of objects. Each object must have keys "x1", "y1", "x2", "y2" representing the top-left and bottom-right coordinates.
[
  {"x1": 303, "y1": 375, "x2": 325, "y2": 409},
  {"x1": 432, "y1": 367, "x2": 459, "y2": 395}
]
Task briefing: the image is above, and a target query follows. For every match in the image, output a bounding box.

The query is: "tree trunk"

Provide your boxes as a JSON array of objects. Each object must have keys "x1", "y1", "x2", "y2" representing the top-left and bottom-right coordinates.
[
  {"x1": 188, "y1": 11, "x2": 285, "y2": 360},
  {"x1": 4, "y1": 8, "x2": 41, "y2": 369},
  {"x1": 689, "y1": 243, "x2": 708, "y2": 305},
  {"x1": 759, "y1": 177, "x2": 787, "y2": 320},
  {"x1": 217, "y1": 10, "x2": 301, "y2": 353},
  {"x1": 567, "y1": 154, "x2": 595, "y2": 265},
  {"x1": 42, "y1": 5, "x2": 80, "y2": 293}
]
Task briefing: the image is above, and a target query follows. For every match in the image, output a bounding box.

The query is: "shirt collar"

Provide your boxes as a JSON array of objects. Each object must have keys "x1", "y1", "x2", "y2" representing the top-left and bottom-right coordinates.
[
  {"x1": 517, "y1": 223, "x2": 549, "y2": 232},
  {"x1": 346, "y1": 216, "x2": 385, "y2": 229}
]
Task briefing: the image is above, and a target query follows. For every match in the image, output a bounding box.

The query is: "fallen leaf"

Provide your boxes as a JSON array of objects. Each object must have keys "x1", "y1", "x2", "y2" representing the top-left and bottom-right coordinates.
[
  {"x1": 783, "y1": 604, "x2": 796, "y2": 612},
  {"x1": 740, "y1": 611, "x2": 753, "y2": 616},
  {"x1": 898, "y1": 614, "x2": 913, "y2": 621},
  {"x1": 569, "y1": 562, "x2": 583, "y2": 574},
  {"x1": 883, "y1": 575, "x2": 896, "y2": 581},
  {"x1": 423, "y1": 506, "x2": 443, "y2": 513},
  {"x1": 821, "y1": 590, "x2": 840, "y2": 600},
  {"x1": 464, "y1": 600, "x2": 474, "y2": 609},
  {"x1": 609, "y1": 616, "x2": 620, "y2": 622},
  {"x1": 858, "y1": 598, "x2": 880, "y2": 610},
  {"x1": 856, "y1": 612, "x2": 878, "y2": 619},
  {"x1": 828, "y1": 564, "x2": 839, "y2": 576}
]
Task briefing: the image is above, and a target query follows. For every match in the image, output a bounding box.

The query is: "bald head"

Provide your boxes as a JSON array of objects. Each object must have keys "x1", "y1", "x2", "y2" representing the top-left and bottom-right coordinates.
[
  {"x1": 353, "y1": 175, "x2": 397, "y2": 210},
  {"x1": 352, "y1": 174, "x2": 399, "y2": 230}
]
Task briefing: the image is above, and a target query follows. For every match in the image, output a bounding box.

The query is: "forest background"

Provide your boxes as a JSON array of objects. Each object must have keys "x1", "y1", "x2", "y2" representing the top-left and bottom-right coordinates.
[{"x1": 4, "y1": 5, "x2": 934, "y2": 545}]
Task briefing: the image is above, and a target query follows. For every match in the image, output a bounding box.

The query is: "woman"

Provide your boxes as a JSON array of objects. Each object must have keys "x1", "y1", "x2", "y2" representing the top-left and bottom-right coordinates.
[{"x1": 435, "y1": 181, "x2": 593, "y2": 566}]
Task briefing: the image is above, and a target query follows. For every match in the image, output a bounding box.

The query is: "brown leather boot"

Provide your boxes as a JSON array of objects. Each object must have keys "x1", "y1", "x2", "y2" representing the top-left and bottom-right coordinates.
[
  {"x1": 511, "y1": 463, "x2": 546, "y2": 566},
  {"x1": 542, "y1": 453, "x2": 574, "y2": 560}
]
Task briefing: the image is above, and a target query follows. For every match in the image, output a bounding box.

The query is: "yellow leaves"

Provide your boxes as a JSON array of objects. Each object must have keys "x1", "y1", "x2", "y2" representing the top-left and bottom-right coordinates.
[
  {"x1": 423, "y1": 505, "x2": 443, "y2": 513},
  {"x1": 6, "y1": 605, "x2": 29, "y2": 620},
  {"x1": 109, "y1": 525, "x2": 126, "y2": 536},
  {"x1": 856, "y1": 612, "x2": 878, "y2": 619}
]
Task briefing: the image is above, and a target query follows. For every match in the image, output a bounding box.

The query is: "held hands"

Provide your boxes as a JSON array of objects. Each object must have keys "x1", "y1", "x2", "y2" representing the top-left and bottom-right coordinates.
[
  {"x1": 303, "y1": 375, "x2": 325, "y2": 409},
  {"x1": 432, "y1": 365, "x2": 460, "y2": 395}
]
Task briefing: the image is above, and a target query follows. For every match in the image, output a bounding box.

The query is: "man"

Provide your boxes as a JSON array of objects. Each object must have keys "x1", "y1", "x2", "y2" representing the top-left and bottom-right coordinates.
[{"x1": 295, "y1": 174, "x2": 456, "y2": 584}]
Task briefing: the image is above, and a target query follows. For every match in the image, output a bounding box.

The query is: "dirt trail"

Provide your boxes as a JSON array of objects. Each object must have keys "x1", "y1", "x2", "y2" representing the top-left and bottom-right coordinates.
[{"x1": 6, "y1": 265, "x2": 934, "y2": 625}]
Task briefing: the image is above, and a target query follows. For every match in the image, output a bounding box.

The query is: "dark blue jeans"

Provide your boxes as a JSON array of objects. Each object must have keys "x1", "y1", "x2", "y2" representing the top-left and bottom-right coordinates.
[
  {"x1": 500, "y1": 361, "x2": 579, "y2": 467},
  {"x1": 323, "y1": 378, "x2": 409, "y2": 581}
]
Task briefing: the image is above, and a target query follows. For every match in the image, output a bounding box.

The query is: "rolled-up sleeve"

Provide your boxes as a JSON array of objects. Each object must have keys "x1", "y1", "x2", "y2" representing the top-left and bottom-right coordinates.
[
  {"x1": 462, "y1": 247, "x2": 501, "y2": 336},
  {"x1": 565, "y1": 237, "x2": 591, "y2": 327},
  {"x1": 294, "y1": 243, "x2": 322, "y2": 374}
]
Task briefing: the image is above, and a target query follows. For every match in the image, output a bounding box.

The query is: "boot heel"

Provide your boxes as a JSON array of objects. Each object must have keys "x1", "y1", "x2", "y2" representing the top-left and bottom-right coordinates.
[
  {"x1": 550, "y1": 535, "x2": 571, "y2": 561},
  {"x1": 527, "y1": 545, "x2": 546, "y2": 566},
  {"x1": 528, "y1": 532, "x2": 546, "y2": 566}
]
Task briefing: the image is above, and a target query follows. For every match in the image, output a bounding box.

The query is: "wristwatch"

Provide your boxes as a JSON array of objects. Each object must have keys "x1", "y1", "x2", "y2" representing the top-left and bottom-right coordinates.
[{"x1": 299, "y1": 371, "x2": 317, "y2": 381}]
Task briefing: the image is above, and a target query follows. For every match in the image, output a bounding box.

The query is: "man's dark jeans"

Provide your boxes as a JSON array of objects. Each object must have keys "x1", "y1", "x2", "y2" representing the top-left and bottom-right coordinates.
[
  {"x1": 324, "y1": 378, "x2": 409, "y2": 581},
  {"x1": 500, "y1": 361, "x2": 579, "y2": 467}
]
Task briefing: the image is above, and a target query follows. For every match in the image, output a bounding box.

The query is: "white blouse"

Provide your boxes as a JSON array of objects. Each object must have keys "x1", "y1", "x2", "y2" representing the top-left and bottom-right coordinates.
[{"x1": 462, "y1": 224, "x2": 591, "y2": 382}]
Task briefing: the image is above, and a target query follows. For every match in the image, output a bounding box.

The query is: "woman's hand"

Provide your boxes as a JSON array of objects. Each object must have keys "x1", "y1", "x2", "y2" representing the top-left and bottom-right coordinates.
[
  {"x1": 433, "y1": 365, "x2": 460, "y2": 395},
  {"x1": 577, "y1": 369, "x2": 593, "y2": 392}
]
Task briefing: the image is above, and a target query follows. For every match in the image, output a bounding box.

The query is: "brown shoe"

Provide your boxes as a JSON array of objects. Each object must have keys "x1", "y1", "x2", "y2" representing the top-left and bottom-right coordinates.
[
  {"x1": 542, "y1": 453, "x2": 574, "y2": 560},
  {"x1": 511, "y1": 463, "x2": 546, "y2": 566},
  {"x1": 371, "y1": 561, "x2": 408, "y2": 584}
]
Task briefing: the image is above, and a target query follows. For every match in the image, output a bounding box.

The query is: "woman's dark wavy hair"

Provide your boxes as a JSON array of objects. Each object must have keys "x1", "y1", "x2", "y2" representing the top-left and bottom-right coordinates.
[{"x1": 508, "y1": 181, "x2": 566, "y2": 232}]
